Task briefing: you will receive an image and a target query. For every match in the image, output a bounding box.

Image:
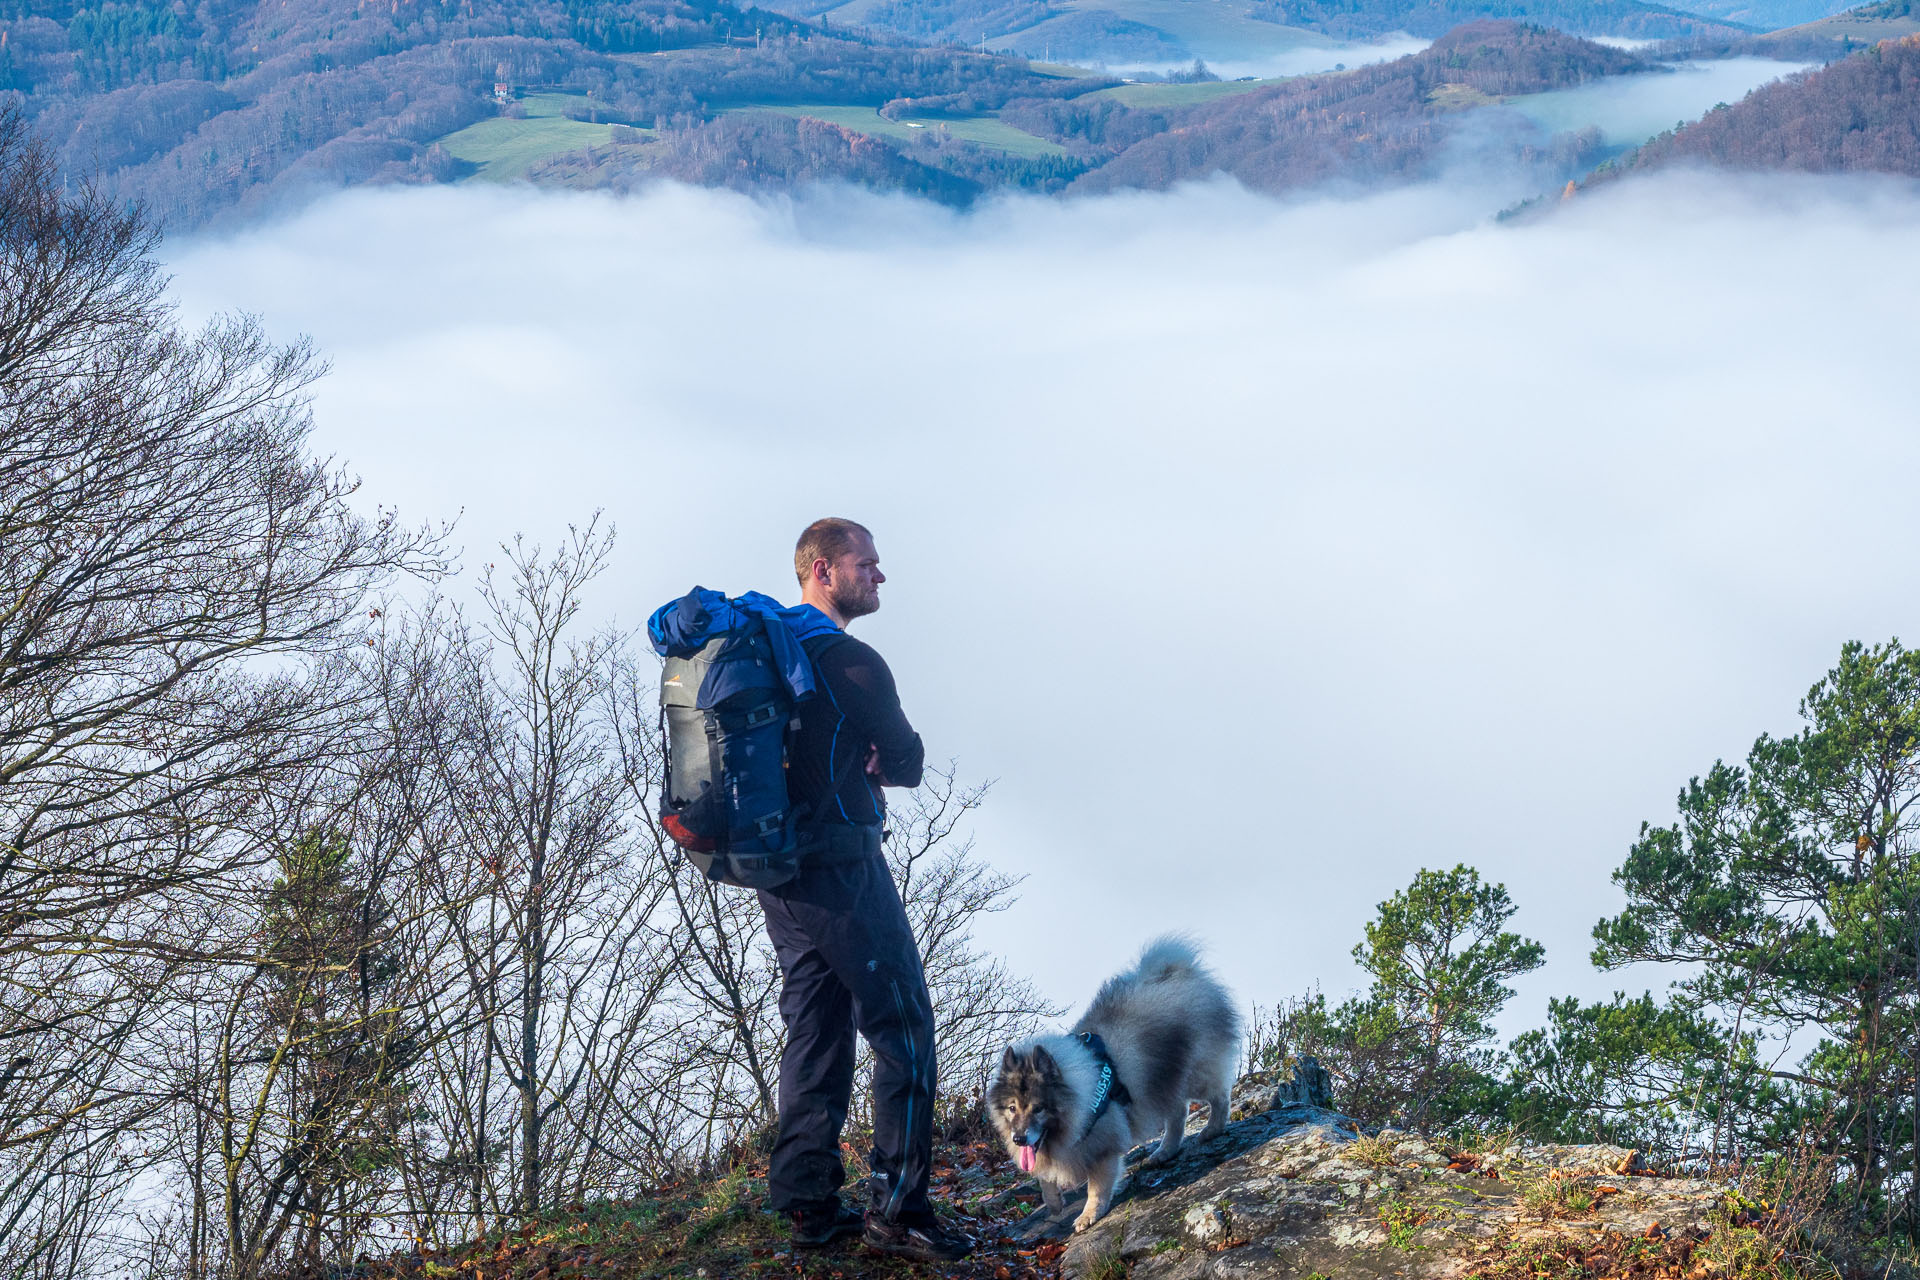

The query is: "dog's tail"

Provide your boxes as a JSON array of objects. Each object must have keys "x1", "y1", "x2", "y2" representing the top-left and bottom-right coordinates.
[{"x1": 1135, "y1": 934, "x2": 1204, "y2": 984}]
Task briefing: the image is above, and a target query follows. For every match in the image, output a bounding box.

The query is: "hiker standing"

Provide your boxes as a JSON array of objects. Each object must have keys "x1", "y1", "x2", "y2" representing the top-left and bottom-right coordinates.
[{"x1": 758, "y1": 518, "x2": 971, "y2": 1262}]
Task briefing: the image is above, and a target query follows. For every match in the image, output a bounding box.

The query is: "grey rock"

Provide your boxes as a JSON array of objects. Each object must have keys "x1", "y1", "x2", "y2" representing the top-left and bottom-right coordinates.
[
  {"x1": 1046, "y1": 1073, "x2": 1743, "y2": 1280},
  {"x1": 1228, "y1": 1056, "x2": 1335, "y2": 1120}
]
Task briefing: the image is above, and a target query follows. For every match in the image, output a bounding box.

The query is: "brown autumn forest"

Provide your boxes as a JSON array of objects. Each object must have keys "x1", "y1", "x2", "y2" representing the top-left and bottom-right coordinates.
[{"x1": 0, "y1": 0, "x2": 1915, "y2": 224}]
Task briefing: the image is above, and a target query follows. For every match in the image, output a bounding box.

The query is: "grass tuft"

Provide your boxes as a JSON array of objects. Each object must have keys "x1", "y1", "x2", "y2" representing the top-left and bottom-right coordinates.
[{"x1": 1347, "y1": 1134, "x2": 1400, "y2": 1169}]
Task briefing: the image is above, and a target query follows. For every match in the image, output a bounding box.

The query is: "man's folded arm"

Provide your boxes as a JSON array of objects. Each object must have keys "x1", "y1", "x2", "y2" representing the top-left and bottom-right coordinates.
[{"x1": 832, "y1": 643, "x2": 924, "y2": 789}]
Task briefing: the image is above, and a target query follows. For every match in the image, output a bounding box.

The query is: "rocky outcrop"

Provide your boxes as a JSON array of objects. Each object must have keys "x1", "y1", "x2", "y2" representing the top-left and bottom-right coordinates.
[
  {"x1": 1227, "y1": 1058, "x2": 1336, "y2": 1120},
  {"x1": 1009, "y1": 1063, "x2": 1730, "y2": 1280}
]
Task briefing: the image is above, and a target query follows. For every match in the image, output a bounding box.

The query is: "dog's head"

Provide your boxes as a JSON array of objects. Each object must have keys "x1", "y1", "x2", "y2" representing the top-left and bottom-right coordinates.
[{"x1": 987, "y1": 1043, "x2": 1065, "y2": 1174}]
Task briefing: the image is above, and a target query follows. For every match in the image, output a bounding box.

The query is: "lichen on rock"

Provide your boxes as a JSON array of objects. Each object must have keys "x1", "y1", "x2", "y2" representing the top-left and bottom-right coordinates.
[{"x1": 1000, "y1": 1066, "x2": 1737, "y2": 1280}]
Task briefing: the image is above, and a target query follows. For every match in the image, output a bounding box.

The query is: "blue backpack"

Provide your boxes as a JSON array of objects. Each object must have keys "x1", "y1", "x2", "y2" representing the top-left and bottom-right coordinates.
[{"x1": 646, "y1": 588, "x2": 844, "y2": 888}]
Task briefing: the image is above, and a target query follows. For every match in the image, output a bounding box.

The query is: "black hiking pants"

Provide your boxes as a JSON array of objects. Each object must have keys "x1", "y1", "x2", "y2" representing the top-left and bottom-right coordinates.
[{"x1": 757, "y1": 847, "x2": 937, "y2": 1224}]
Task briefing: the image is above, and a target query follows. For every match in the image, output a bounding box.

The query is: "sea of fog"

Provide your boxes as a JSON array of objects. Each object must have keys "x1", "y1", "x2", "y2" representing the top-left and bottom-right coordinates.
[
  {"x1": 1043, "y1": 36, "x2": 1803, "y2": 102},
  {"x1": 1103, "y1": 32, "x2": 1430, "y2": 82},
  {"x1": 1510, "y1": 57, "x2": 1814, "y2": 147},
  {"x1": 165, "y1": 149, "x2": 1920, "y2": 1044}
]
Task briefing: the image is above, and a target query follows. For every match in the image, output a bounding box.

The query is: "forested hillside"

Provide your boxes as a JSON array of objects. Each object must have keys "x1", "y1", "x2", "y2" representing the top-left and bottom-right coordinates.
[
  {"x1": 809, "y1": 0, "x2": 1749, "y2": 61},
  {"x1": 1239, "y1": 0, "x2": 1745, "y2": 39},
  {"x1": 0, "y1": 0, "x2": 1089, "y2": 224},
  {"x1": 1603, "y1": 32, "x2": 1920, "y2": 177},
  {"x1": 0, "y1": 0, "x2": 1716, "y2": 221},
  {"x1": 1682, "y1": 0, "x2": 1920, "y2": 58},
  {"x1": 0, "y1": 0, "x2": 1891, "y2": 224},
  {"x1": 1068, "y1": 21, "x2": 1644, "y2": 192},
  {"x1": 1660, "y1": 0, "x2": 1852, "y2": 29}
]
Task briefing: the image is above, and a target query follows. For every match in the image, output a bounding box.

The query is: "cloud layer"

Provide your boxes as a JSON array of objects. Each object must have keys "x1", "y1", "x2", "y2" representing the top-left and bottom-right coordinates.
[
  {"x1": 166, "y1": 165, "x2": 1920, "y2": 1039},
  {"x1": 1510, "y1": 57, "x2": 1812, "y2": 146}
]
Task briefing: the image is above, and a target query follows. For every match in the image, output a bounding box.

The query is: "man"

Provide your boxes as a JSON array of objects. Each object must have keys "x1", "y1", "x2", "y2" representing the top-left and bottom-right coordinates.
[{"x1": 758, "y1": 518, "x2": 972, "y2": 1263}]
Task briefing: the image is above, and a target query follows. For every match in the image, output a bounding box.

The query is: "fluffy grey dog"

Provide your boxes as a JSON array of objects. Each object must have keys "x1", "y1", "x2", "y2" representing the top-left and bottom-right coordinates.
[{"x1": 987, "y1": 936, "x2": 1239, "y2": 1232}]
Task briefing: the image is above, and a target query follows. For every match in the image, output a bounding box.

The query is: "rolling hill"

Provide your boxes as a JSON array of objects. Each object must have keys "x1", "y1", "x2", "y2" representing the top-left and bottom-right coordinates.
[
  {"x1": 1660, "y1": 0, "x2": 1855, "y2": 29},
  {"x1": 1, "y1": 0, "x2": 1087, "y2": 226},
  {"x1": 1745, "y1": 0, "x2": 1920, "y2": 51},
  {"x1": 782, "y1": 0, "x2": 1753, "y2": 73},
  {"x1": 1601, "y1": 30, "x2": 1920, "y2": 176},
  {"x1": 1068, "y1": 20, "x2": 1650, "y2": 192},
  {"x1": 1673, "y1": 0, "x2": 1920, "y2": 57}
]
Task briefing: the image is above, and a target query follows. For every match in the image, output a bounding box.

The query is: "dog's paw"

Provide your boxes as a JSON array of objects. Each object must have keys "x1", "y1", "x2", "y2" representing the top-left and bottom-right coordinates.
[
  {"x1": 1144, "y1": 1147, "x2": 1177, "y2": 1168},
  {"x1": 1073, "y1": 1211, "x2": 1100, "y2": 1233}
]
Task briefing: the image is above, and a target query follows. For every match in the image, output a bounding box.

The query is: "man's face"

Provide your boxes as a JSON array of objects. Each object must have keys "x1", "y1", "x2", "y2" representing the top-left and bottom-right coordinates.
[{"x1": 824, "y1": 533, "x2": 884, "y2": 620}]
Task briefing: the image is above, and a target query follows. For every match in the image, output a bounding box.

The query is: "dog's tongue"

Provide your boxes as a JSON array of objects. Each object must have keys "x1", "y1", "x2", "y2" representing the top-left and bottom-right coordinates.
[{"x1": 1017, "y1": 1145, "x2": 1036, "y2": 1173}]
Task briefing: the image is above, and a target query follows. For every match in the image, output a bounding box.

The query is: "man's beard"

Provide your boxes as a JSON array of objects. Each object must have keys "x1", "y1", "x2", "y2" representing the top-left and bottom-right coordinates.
[{"x1": 832, "y1": 579, "x2": 879, "y2": 620}]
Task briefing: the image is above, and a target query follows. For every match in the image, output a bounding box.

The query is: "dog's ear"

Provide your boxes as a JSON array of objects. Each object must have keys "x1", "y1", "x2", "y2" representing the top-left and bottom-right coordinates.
[
  {"x1": 1001, "y1": 1045, "x2": 1020, "y2": 1075},
  {"x1": 1030, "y1": 1044, "x2": 1058, "y2": 1078}
]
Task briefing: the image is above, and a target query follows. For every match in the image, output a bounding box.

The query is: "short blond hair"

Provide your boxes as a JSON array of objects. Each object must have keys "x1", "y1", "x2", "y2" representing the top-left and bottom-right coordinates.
[{"x1": 794, "y1": 518, "x2": 872, "y2": 586}]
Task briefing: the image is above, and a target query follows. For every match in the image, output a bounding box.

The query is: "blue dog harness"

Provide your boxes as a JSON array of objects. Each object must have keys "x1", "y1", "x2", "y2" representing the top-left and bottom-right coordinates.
[{"x1": 1077, "y1": 1032, "x2": 1133, "y2": 1136}]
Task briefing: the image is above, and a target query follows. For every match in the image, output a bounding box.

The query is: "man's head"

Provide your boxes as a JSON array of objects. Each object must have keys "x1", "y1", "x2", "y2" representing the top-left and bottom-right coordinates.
[{"x1": 795, "y1": 517, "x2": 883, "y2": 626}]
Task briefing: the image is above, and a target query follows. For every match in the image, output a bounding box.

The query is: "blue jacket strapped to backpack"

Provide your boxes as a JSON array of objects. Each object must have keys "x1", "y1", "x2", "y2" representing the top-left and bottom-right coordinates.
[{"x1": 647, "y1": 587, "x2": 842, "y2": 708}]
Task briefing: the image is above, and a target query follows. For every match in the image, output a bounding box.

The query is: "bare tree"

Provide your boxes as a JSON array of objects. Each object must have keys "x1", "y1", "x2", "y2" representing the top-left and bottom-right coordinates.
[
  {"x1": 418, "y1": 524, "x2": 675, "y2": 1219},
  {"x1": 0, "y1": 101, "x2": 442, "y2": 1269}
]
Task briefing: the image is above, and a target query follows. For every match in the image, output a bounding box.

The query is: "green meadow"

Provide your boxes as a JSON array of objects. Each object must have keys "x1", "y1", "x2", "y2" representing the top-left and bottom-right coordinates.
[{"x1": 440, "y1": 94, "x2": 638, "y2": 182}]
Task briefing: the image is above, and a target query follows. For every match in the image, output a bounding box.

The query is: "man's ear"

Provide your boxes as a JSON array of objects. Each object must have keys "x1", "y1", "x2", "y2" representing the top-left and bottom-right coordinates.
[{"x1": 811, "y1": 557, "x2": 832, "y2": 585}]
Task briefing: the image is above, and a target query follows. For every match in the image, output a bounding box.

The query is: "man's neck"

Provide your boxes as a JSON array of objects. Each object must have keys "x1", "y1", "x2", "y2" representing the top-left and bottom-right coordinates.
[{"x1": 800, "y1": 589, "x2": 847, "y2": 630}]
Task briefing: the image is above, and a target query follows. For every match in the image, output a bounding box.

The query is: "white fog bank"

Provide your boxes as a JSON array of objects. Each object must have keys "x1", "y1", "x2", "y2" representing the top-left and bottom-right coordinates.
[
  {"x1": 1106, "y1": 33, "x2": 1431, "y2": 82},
  {"x1": 166, "y1": 170, "x2": 1920, "y2": 1038},
  {"x1": 1511, "y1": 57, "x2": 1814, "y2": 148}
]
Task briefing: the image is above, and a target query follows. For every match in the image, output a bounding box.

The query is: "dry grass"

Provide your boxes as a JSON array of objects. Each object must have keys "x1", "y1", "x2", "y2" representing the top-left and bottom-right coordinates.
[
  {"x1": 349, "y1": 1136, "x2": 1067, "y2": 1280},
  {"x1": 1347, "y1": 1134, "x2": 1401, "y2": 1169},
  {"x1": 1515, "y1": 1172, "x2": 1610, "y2": 1222}
]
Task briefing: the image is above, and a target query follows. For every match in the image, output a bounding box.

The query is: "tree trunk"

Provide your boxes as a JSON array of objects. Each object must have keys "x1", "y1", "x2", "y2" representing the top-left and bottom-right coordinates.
[{"x1": 521, "y1": 849, "x2": 546, "y2": 1217}]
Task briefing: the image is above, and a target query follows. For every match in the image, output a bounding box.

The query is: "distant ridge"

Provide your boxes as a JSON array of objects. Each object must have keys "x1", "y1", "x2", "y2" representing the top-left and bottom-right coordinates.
[
  {"x1": 1657, "y1": 0, "x2": 1855, "y2": 32},
  {"x1": 1240, "y1": 0, "x2": 1751, "y2": 40},
  {"x1": 821, "y1": 0, "x2": 1752, "y2": 63},
  {"x1": 1677, "y1": 0, "x2": 1920, "y2": 57},
  {"x1": 1748, "y1": 0, "x2": 1920, "y2": 52}
]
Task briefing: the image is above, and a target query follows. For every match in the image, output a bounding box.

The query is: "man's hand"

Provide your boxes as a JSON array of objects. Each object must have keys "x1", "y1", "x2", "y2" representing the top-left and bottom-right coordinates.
[{"x1": 865, "y1": 745, "x2": 892, "y2": 786}]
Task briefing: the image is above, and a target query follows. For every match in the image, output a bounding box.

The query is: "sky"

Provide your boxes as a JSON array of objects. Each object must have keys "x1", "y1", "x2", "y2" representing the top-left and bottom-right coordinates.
[{"x1": 163, "y1": 137, "x2": 1920, "y2": 1050}]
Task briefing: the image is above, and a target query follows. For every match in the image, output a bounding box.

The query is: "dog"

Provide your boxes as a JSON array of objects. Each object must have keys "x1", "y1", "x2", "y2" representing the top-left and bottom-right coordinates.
[{"x1": 987, "y1": 936, "x2": 1239, "y2": 1232}]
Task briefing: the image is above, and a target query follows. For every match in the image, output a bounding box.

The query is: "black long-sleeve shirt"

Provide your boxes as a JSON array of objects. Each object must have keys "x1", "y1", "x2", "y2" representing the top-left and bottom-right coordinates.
[{"x1": 792, "y1": 633, "x2": 923, "y2": 827}]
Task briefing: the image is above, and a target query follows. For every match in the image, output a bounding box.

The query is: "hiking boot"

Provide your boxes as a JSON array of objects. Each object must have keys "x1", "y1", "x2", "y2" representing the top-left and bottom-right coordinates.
[
  {"x1": 789, "y1": 1200, "x2": 864, "y2": 1249},
  {"x1": 861, "y1": 1211, "x2": 974, "y2": 1262}
]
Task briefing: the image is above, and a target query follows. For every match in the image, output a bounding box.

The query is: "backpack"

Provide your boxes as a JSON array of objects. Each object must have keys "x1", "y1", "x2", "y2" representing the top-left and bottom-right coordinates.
[{"x1": 646, "y1": 587, "x2": 842, "y2": 889}]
